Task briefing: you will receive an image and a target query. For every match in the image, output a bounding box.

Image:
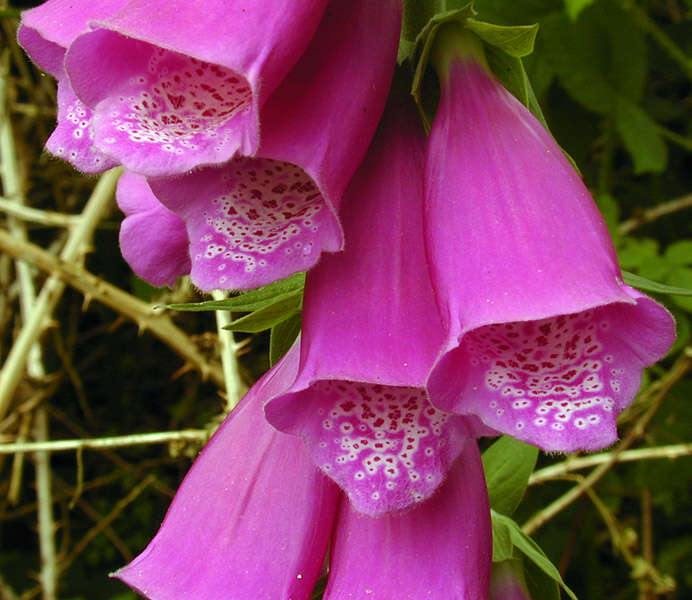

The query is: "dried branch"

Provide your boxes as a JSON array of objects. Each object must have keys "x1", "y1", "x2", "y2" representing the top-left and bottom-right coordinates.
[{"x1": 0, "y1": 229, "x2": 225, "y2": 390}]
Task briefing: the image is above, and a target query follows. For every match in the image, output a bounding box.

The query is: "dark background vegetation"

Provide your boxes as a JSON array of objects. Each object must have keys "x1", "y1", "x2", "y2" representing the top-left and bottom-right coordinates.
[{"x1": 0, "y1": 0, "x2": 691, "y2": 598}]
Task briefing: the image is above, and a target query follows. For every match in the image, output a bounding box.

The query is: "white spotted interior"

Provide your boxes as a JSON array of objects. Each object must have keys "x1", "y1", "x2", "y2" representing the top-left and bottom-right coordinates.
[
  {"x1": 302, "y1": 381, "x2": 467, "y2": 514},
  {"x1": 462, "y1": 310, "x2": 625, "y2": 445},
  {"x1": 47, "y1": 90, "x2": 116, "y2": 173},
  {"x1": 184, "y1": 157, "x2": 329, "y2": 289},
  {"x1": 97, "y1": 47, "x2": 251, "y2": 159}
]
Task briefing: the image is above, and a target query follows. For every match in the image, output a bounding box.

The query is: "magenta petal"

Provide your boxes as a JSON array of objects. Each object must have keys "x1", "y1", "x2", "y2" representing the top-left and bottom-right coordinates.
[
  {"x1": 114, "y1": 344, "x2": 340, "y2": 600},
  {"x1": 149, "y1": 158, "x2": 340, "y2": 290},
  {"x1": 18, "y1": 0, "x2": 129, "y2": 77},
  {"x1": 64, "y1": 0, "x2": 329, "y2": 175},
  {"x1": 425, "y1": 58, "x2": 676, "y2": 452},
  {"x1": 18, "y1": 0, "x2": 127, "y2": 174},
  {"x1": 257, "y1": 0, "x2": 402, "y2": 220},
  {"x1": 265, "y1": 97, "x2": 481, "y2": 515},
  {"x1": 147, "y1": 0, "x2": 401, "y2": 290},
  {"x1": 46, "y1": 80, "x2": 118, "y2": 173},
  {"x1": 117, "y1": 172, "x2": 190, "y2": 287},
  {"x1": 323, "y1": 442, "x2": 491, "y2": 600}
]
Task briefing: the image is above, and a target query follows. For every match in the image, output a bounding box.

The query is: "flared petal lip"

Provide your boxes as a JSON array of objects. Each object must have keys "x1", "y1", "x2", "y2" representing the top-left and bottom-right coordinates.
[
  {"x1": 64, "y1": 26, "x2": 261, "y2": 162},
  {"x1": 439, "y1": 284, "x2": 674, "y2": 367},
  {"x1": 17, "y1": 24, "x2": 65, "y2": 77}
]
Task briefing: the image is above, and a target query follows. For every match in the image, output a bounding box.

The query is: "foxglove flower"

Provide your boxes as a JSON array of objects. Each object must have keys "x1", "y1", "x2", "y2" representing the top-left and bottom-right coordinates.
[
  {"x1": 116, "y1": 172, "x2": 190, "y2": 287},
  {"x1": 265, "y1": 92, "x2": 490, "y2": 516},
  {"x1": 63, "y1": 0, "x2": 329, "y2": 175},
  {"x1": 145, "y1": 0, "x2": 401, "y2": 290},
  {"x1": 116, "y1": 342, "x2": 492, "y2": 599},
  {"x1": 424, "y1": 28, "x2": 675, "y2": 452},
  {"x1": 18, "y1": 0, "x2": 128, "y2": 172}
]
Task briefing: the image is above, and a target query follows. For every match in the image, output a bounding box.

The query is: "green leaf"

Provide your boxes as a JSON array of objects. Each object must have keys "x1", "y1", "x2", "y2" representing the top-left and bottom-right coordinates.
[
  {"x1": 492, "y1": 511, "x2": 579, "y2": 600},
  {"x1": 465, "y1": 19, "x2": 539, "y2": 57},
  {"x1": 165, "y1": 272, "x2": 305, "y2": 312},
  {"x1": 223, "y1": 293, "x2": 302, "y2": 333},
  {"x1": 269, "y1": 313, "x2": 302, "y2": 366},
  {"x1": 668, "y1": 267, "x2": 692, "y2": 312},
  {"x1": 491, "y1": 514, "x2": 514, "y2": 561},
  {"x1": 564, "y1": 0, "x2": 596, "y2": 20},
  {"x1": 542, "y1": 3, "x2": 647, "y2": 111},
  {"x1": 664, "y1": 241, "x2": 692, "y2": 266},
  {"x1": 524, "y1": 556, "x2": 562, "y2": 600},
  {"x1": 622, "y1": 271, "x2": 692, "y2": 297},
  {"x1": 614, "y1": 97, "x2": 667, "y2": 174},
  {"x1": 482, "y1": 436, "x2": 538, "y2": 516},
  {"x1": 617, "y1": 238, "x2": 660, "y2": 270}
]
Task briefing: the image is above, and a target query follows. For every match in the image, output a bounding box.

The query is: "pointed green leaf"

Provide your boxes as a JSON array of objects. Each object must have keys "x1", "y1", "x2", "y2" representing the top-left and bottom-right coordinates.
[
  {"x1": 165, "y1": 272, "x2": 305, "y2": 312},
  {"x1": 269, "y1": 313, "x2": 302, "y2": 366},
  {"x1": 492, "y1": 511, "x2": 578, "y2": 600},
  {"x1": 482, "y1": 435, "x2": 539, "y2": 516},
  {"x1": 622, "y1": 271, "x2": 692, "y2": 297},
  {"x1": 223, "y1": 293, "x2": 302, "y2": 333}
]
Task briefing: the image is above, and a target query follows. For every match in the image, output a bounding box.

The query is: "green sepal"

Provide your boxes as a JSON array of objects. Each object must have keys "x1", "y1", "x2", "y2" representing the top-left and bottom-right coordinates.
[
  {"x1": 410, "y1": 4, "x2": 476, "y2": 129},
  {"x1": 410, "y1": 3, "x2": 543, "y2": 136},
  {"x1": 491, "y1": 510, "x2": 579, "y2": 600},
  {"x1": 482, "y1": 435, "x2": 539, "y2": 517},
  {"x1": 465, "y1": 19, "x2": 538, "y2": 58}
]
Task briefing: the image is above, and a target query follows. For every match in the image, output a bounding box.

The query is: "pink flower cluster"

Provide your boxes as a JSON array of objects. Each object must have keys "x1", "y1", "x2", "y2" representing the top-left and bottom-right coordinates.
[{"x1": 20, "y1": 3, "x2": 675, "y2": 599}]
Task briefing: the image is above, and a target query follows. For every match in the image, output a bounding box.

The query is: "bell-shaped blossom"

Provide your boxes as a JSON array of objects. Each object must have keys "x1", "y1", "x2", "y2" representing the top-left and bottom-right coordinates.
[
  {"x1": 424, "y1": 28, "x2": 676, "y2": 452},
  {"x1": 146, "y1": 0, "x2": 401, "y2": 290},
  {"x1": 265, "y1": 92, "x2": 490, "y2": 516},
  {"x1": 18, "y1": 0, "x2": 127, "y2": 172},
  {"x1": 116, "y1": 172, "x2": 190, "y2": 287},
  {"x1": 115, "y1": 342, "x2": 492, "y2": 599},
  {"x1": 62, "y1": 0, "x2": 329, "y2": 175}
]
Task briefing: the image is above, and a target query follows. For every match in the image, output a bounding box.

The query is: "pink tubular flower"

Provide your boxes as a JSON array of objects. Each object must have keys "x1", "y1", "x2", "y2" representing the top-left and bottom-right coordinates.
[
  {"x1": 63, "y1": 0, "x2": 329, "y2": 176},
  {"x1": 116, "y1": 172, "x2": 190, "y2": 287},
  {"x1": 424, "y1": 27, "x2": 676, "y2": 453},
  {"x1": 115, "y1": 345, "x2": 339, "y2": 599},
  {"x1": 264, "y1": 92, "x2": 490, "y2": 516},
  {"x1": 144, "y1": 0, "x2": 401, "y2": 290},
  {"x1": 116, "y1": 343, "x2": 492, "y2": 600},
  {"x1": 18, "y1": 0, "x2": 127, "y2": 172}
]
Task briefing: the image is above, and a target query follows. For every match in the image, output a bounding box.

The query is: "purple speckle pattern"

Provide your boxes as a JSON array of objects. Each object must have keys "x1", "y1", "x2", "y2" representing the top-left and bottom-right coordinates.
[
  {"x1": 47, "y1": 83, "x2": 117, "y2": 173},
  {"x1": 93, "y1": 47, "x2": 252, "y2": 174},
  {"x1": 461, "y1": 309, "x2": 628, "y2": 450},
  {"x1": 303, "y1": 381, "x2": 468, "y2": 515},
  {"x1": 185, "y1": 158, "x2": 330, "y2": 290}
]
